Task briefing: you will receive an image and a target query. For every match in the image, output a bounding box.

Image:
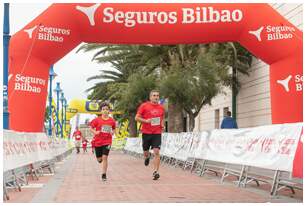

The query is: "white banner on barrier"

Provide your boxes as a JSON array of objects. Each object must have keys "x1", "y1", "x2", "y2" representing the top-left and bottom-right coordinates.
[
  {"x1": 205, "y1": 123, "x2": 302, "y2": 171},
  {"x1": 3, "y1": 130, "x2": 71, "y2": 172},
  {"x1": 192, "y1": 131, "x2": 209, "y2": 159},
  {"x1": 124, "y1": 137, "x2": 142, "y2": 154},
  {"x1": 124, "y1": 123, "x2": 302, "y2": 172},
  {"x1": 172, "y1": 133, "x2": 194, "y2": 161}
]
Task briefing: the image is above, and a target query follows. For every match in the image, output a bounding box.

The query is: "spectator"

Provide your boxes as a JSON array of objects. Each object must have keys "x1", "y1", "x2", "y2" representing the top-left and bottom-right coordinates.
[{"x1": 221, "y1": 111, "x2": 238, "y2": 129}]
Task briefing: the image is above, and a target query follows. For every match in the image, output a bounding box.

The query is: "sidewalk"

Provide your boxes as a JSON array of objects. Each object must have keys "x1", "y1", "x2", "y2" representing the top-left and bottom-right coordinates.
[{"x1": 6, "y1": 150, "x2": 303, "y2": 203}]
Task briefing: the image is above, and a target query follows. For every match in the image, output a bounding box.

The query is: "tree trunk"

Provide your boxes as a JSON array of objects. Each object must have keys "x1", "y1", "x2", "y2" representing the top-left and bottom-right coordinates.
[
  {"x1": 168, "y1": 102, "x2": 184, "y2": 133},
  {"x1": 128, "y1": 114, "x2": 137, "y2": 137},
  {"x1": 188, "y1": 113, "x2": 196, "y2": 132}
]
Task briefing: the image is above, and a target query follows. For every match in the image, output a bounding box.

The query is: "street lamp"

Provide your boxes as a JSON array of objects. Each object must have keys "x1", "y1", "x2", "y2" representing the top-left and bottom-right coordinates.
[
  {"x1": 60, "y1": 92, "x2": 65, "y2": 138},
  {"x1": 54, "y1": 82, "x2": 62, "y2": 137},
  {"x1": 3, "y1": 3, "x2": 10, "y2": 129},
  {"x1": 228, "y1": 42, "x2": 238, "y2": 120},
  {"x1": 48, "y1": 65, "x2": 57, "y2": 136},
  {"x1": 63, "y1": 98, "x2": 68, "y2": 135}
]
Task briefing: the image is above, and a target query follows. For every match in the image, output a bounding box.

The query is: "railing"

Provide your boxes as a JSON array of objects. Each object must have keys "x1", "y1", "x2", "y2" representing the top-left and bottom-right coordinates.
[
  {"x1": 123, "y1": 122, "x2": 303, "y2": 197},
  {"x1": 3, "y1": 130, "x2": 74, "y2": 201}
]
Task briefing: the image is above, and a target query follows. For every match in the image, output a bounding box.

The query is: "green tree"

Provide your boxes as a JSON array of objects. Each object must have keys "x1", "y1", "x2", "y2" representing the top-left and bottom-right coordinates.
[
  {"x1": 116, "y1": 73, "x2": 157, "y2": 137},
  {"x1": 78, "y1": 43, "x2": 253, "y2": 133},
  {"x1": 160, "y1": 43, "x2": 252, "y2": 131},
  {"x1": 78, "y1": 44, "x2": 158, "y2": 136}
]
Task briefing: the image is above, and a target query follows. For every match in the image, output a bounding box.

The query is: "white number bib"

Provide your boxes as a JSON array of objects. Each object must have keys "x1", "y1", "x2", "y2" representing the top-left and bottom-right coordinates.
[
  {"x1": 101, "y1": 125, "x2": 112, "y2": 133},
  {"x1": 151, "y1": 117, "x2": 161, "y2": 126}
]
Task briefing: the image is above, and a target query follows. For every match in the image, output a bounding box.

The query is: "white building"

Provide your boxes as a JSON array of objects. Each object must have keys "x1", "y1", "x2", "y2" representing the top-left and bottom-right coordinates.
[{"x1": 194, "y1": 4, "x2": 303, "y2": 131}]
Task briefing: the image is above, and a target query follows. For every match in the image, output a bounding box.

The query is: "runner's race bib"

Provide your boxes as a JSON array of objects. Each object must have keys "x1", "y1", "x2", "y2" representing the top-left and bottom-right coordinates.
[
  {"x1": 101, "y1": 125, "x2": 112, "y2": 133},
  {"x1": 151, "y1": 117, "x2": 161, "y2": 126}
]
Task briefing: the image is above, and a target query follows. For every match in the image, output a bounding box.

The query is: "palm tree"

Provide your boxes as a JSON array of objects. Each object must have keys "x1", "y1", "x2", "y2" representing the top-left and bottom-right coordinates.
[
  {"x1": 208, "y1": 42, "x2": 253, "y2": 119},
  {"x1": 78, "y1": 42, "x2": 253, "y2": 133},
  {"x1": 160, "y1": 43, "x2": 253, "y2": 131},
  {"x1": 78, "y1": 44, "x2": 161, "y2": 136}
]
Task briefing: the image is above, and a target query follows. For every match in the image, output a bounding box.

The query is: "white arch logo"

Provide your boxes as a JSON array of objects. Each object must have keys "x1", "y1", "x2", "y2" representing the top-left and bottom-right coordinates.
[
  {"x1": 76, "y1": 4, "x2": 100, "y2": 26},
  {"x1": 277, "y1": 75, "x2": 292, "y2": 92},
  {"x1": 8, "y1": 74, "x2": 13, "y2": 81},
  {"x1": 24, "y1": 25, "x2": 38, "y2": 39},
  {"x1": 249, "y1": 26, "x2": 264, "y2": 42}
]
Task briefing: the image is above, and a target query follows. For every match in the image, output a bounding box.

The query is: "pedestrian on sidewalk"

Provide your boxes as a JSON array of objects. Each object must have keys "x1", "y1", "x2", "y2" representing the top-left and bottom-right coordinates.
[
  {"x1": 90, "y1": 102, "x2": 116, "y2": 181},
  {"x1": 220, "y1": 111, "x2": 238, "y2": 129},
  {"x1": 82, "y1": 138, "x2": 88, "y2": 153},
  {"x1": 135, "y1": 90, "x2": 165, "y2": 180},
  {"x1": 73, "y1": 127, "x2": 82, "y2": 154}
]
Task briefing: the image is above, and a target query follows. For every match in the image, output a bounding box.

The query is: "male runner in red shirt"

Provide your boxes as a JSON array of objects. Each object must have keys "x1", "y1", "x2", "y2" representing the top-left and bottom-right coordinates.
[
  {"x1": 135, "y1": 90, "x2": 165, "y2": 180},
  {"x1": 90, "y1": 102, "x2": 116, "y2": 181}
]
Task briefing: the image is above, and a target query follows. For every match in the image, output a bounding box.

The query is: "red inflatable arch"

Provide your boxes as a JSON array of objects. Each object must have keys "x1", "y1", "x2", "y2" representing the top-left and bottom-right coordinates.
[{"x1": 9, "y1": 3, "x2": 302, "y2": 132}]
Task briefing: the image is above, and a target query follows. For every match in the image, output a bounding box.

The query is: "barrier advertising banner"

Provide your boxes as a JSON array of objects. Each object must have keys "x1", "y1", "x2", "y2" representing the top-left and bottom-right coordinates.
[
  {"x1": 205, "y1": 123, "x2": 302, "y2": 172},
  {"x1": 3, "y1": 130, "x2": 70, "y2": 171},
  {"x1": 125, "y1": 123, "x2": 302, "y2": 173}
]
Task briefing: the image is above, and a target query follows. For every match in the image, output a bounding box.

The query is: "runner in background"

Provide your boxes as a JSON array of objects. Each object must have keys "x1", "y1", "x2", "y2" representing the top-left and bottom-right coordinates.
[
  {"x1": 72, "y1": 127, "x2": 82, "y2": 154},
  {"x1": 82, "y1": 138, "x2": 88, "y2": 153}
]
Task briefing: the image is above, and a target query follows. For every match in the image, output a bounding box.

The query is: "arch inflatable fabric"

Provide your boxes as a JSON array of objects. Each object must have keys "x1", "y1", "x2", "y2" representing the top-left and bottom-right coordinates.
[
  {"x1": 9, "y1": 3, "x2": 302, "y2": 131},
  {"x1": 64, "y1": 99, "x2": 102, "y2": 134},
  {"x1": 61, "y1": 99, "x2": 118, "y2": 135}
]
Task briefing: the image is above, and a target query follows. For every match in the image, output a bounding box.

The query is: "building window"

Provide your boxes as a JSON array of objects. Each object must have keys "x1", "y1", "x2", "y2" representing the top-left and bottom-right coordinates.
[
  {"x1": 223, "y1": 107, "x2": 229, "y2": 117},
  {"x1": 215, "y1": 109, "x2": 220, "y2": 129}
]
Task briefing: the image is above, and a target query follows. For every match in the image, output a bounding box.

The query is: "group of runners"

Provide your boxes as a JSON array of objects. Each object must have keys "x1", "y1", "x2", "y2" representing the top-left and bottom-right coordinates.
[{"x1": 72, "y1": 90, "x2": 165, "y2": 181}]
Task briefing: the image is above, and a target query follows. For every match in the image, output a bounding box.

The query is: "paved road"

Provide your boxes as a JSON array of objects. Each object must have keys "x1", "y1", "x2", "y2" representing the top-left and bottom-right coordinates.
[{"x1": 26, "y1": 150, "x2": 302, "y2": 203}]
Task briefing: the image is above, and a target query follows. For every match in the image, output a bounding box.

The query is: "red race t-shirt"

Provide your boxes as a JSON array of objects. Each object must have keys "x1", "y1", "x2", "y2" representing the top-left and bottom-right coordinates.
[
  {"x1": 137, "y1": 101, "x2": 165, "y2": 134},
  {"x1": 82, "y1": 140, "x2": 88, "y2": 147},
  {"x1": 90, "y1": 117, "x2": 116, "y2": 147},
  {"x1": 73, "y1": 130, "x2": 82, "y2": 141}
]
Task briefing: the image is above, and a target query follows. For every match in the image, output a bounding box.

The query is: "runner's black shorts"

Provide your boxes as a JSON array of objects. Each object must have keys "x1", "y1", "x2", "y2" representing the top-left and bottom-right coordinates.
[
  {"x1": 95, "y1": 145, "x2": 111, "y2": 157},
  {"x1": 142, "y1": 134, "x2": 161, "y2": 151}
]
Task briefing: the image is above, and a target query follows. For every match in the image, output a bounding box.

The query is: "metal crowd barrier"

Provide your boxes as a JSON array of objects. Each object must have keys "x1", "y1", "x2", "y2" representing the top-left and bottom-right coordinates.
[
  {"x1": 241, "y1": 166, "x2": 276, "y2": 189},
  {"x1": 123, "y1": 142, "x2": 303, "y2": 198},
  {"x1": 3, "y1": 148, "x2": 74, "y2": 201},
  {"x1": 4, "y1": 170, "x2": 22, "y2": 192},
  {"x1": 183, "y1": 158, "x2": 303, "y2": 197},
  {"x1": 3, "y1": 165, "x2": 28, "y2": 201},
  {"x1": 221, "y1": 163, "x2": 246, "y2": 186},
  {"x1": 272, "y1": 170, "x2": 303, "y2": 196},
  {"x1": 198, "y1": 160, "x2": 226, "y2": 177}
]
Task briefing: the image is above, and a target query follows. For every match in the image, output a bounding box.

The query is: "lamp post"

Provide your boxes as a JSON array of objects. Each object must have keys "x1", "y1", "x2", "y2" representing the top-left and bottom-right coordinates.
[
  {"x1": 228, "y1": 42, "x2": 237, "y2": 120},
  {"x1": 54, "y1": 82, "x2": 62, "y2": 137},
  {"x1": 3, "y1": 3, "x2": 10, "y2": 129},
  {"x1": 48, "y1": 66, "x2": 57, "y2": 136},
  {"x1": 63, "y1": 98, "x2": 67, "y2": 135},
  {"x1": 60, "y1": 92, "x2": 65, "y2": 138}
]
